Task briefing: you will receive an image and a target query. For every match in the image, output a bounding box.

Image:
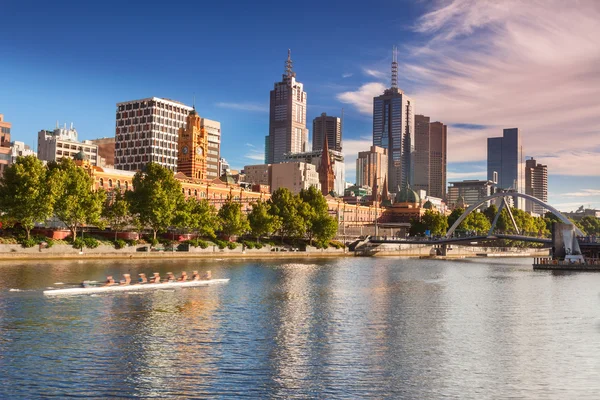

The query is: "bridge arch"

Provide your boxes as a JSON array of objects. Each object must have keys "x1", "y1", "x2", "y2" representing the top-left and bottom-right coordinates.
[{"x1": 445, "y1": 192, "x2": 584, "y2": 238}]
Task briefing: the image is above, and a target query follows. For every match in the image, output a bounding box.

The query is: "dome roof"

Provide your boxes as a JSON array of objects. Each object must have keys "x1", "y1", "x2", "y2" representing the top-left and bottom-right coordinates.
[
  {"x1": 73, "y1": 150, "x2": 89, "y2": 161},
  {"x1": 423, "y1": 200, "x2": 433, "y2": 209},
  {"x1": 395, "y1": 185, "x2": 421, "y2": 204}
]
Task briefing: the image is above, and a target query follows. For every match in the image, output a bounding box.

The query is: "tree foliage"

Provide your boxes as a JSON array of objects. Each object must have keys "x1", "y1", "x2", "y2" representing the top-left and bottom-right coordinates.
[
  {"x1": 217, "y1": 200, "x2": 249, "y2": 240},
  {"x1": 248, "y1": 199, "x2": 280, "y2": 242},
  {"x1": 0, "y1": 156, "x2": 55, "y2": 239},
  {"x1": 299, "y1": 186, "x2": 337, "y2": 245},
  {"x1": 421, "y1": 210, "x2": 449, "y2": 236},
  {"x1": 127, "y1": 163, "x2": 184, "y2": 240},
  {"x1": 102, "y1": 190, "x2": 131, "y2": 240},
  {"x1": 268, "y1": 188, "x2": 306, "y2": 241},
  {"x1": 51, "y1": 158, "x2": 106, "y2": 238}
]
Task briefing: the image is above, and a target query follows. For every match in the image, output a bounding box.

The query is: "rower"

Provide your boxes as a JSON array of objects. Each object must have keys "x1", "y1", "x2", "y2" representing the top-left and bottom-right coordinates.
[
  {"x1": 200, "y1": 270, "x2": 212, "y2": 281},
  {"x1": 177, "y1": 271, "x2": 188, "y2": 282},
  {"x1": 138, "y1": 273, "x2": 148, "y2": 284},
  {"x1": 120, "y1": 274, "x2": 131, "y2": 285},
  {"x1": 149, "y1": 272, "x2": 161, "y2": 283},
  {"x1": 191, "y1": 271, "x2": 200, "y2": 281},
  {"x1": 163, "y1": 272, "x2": 175, "y2": 283},
  {"x1": 103, "y1": 276, "x2": 116, "y2": 286}
]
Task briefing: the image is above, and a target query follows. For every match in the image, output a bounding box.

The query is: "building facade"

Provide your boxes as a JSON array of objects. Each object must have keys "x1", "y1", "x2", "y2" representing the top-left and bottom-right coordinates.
[
  {"x1": 447, "y1": 180, "x2": 494, "y2": 210},
  {"x1": 265, "y1": 50, "x2": 308, "y2": 164},
  {"x1": 0, "y1": 114, "x2": 12, "y2": 175},
  {"x1": 284, "y1": 149, "x2": 345, "y2": 196},
  {"x1": 270, "y1": 162, "x2": 320, "y2": 195},
  {"x1": 37, "y1": 124, "x2": 99, "y2": 166},
  {"x1": 525, "y1": 157, "x2": 548, "y2": 215},
  {"x1": 356, "y1": 145, "x2": 388, "y2": 191},
  {"x1": 177, "y1": 108, "x2": 209, "y2": 180},
  {"x1": 413, "y1": 114, "x2": 430, "y2": 195},
  {"x1": 10, "y1": 141, "x2": 36, "y2": 164},
  {"x1": 487, "y1": 128, "x2": 525, "y2": 209},
  {"x1": 202, "y1": 118, "x2": 221, "y2": 179},
  {"x1": 115, "y1": 97, "x2": 193, "y2": 172},
  {"x1": 243, "y1": 164, "x2": 272, "y2": 186},
  {"x1": 88, "y1": 137, "x2": 115, "y2": 168},
  {"x1": 312, "y1": 112, "x2": 342, "y2": 152},
  {"x1": 372, "y1": 49, "x2": 414, "y2": 192},
  {"x1": 413, "y1": 115, "x2": 447, "y2": 200}
]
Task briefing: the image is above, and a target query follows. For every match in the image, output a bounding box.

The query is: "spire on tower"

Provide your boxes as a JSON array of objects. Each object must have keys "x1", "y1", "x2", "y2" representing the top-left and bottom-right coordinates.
[
  {"x1": 391, "y1": 45, "x2": 398, "y2": 89},
  {"x1": 285, "y1": 49, "x2": 295, "y2": 78}
]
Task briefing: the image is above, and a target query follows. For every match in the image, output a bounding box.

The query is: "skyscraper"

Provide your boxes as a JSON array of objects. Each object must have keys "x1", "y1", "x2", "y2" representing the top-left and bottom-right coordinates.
[
  {"x1": 356, "y1": 145, "x2": 388, "y2": 191},
  {"x1": 429, "y1": 121, "x2": 447, "y2": 199},
  {"x1": 525, "y1": 157, "x2": 548, "y2": 215},
  {"x1": 487, "y1": 128, "x2": 525, "y2": 209},
  {"x1": 413, "y1": 115, "x2": 431, "y2": 195},
  {"x1": 372, "y1": 47, "x2": 414, "y2": 191},
  {"x1": 265, "y1": 50, "x2": 308, "y2": 164},
  {"x1": 202, "y1": 117, "x2": 221, "y2": 180},
  {"x1": 313, "y1": 112, "x2": 342, "y2": 152},
  {"x1": 115, "y1": 97, "x2": 193, "y2": 172}
]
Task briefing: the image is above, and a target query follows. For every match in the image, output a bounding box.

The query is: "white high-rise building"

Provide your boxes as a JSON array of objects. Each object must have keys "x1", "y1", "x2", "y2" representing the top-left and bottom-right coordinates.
[
  {"x1": 265, "y1": 50, "x2": 308, "y2": 164},
  {"x1": 37, "y1": 123, "x2": 98, "y2": 165},
  {"x1": 115, "y1": 97, "x2": 193, "y2": 172}
]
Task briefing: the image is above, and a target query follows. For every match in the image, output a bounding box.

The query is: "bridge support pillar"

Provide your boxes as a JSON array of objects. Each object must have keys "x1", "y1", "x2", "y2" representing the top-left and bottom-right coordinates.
[{"x1": 440, "y1": 244, "x2": 448, "y2": 256}]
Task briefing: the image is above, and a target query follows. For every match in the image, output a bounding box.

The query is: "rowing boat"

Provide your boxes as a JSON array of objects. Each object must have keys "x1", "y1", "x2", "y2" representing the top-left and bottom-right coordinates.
[{"x1": 43, "y1": 279, "x2": 230, "y2": 296}]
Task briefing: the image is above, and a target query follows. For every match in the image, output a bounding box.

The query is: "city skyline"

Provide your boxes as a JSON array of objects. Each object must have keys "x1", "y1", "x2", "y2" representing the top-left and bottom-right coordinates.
[{"x1": 1, "y1": 0, "x2": 599, "y2": 210}]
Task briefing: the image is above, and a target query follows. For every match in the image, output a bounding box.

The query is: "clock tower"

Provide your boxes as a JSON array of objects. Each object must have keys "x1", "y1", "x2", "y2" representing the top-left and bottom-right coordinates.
[{"x1": 177, "y1": 107, "x2": 209, "y2": 180}]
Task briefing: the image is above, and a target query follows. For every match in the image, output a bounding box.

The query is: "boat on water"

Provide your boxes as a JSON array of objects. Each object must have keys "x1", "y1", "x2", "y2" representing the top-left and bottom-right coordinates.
[{"x1": 43, "y1": 279, "x2": 230, "y2": 296}]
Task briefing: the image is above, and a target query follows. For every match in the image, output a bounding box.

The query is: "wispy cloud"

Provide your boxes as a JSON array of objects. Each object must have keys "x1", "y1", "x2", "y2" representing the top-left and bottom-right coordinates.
[
  {"x1": 560, "y1": 189, "x2": 600, "y2": 198},
  {"x1": 245, "y1": 143, "x2": 255, "y2": 148},
  {"x1": 447, "y1": 170, "x2": 486, "y2": 180},
  {"x1": 342, "y1": 73, "x2": 353, "y2": 78},
  {"x1": 216, "y1": 102, "x2": 268, "y2": 112},
  {"x1": 245, "y1": 150, "x2": 264, "y2": 161},
  {"x1": 363, "y1": 68, "x2": 387, "y2": 79},
  {"x1": 342, "y1": 137, "x2": 373, "y2": 183},
  {"x1": 337, "y1": 82, "x2": 385, "y2": 115}
]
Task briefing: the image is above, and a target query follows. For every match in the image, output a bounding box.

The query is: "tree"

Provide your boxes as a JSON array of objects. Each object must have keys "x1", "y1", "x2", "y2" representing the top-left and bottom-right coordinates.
[
  {"x1": 421, "y1": 210, "x2": 448, "y2": 236},
  {"x1": 268, "y1": 188, "x2": 306, "y2": 242},
  {"x1": 127, "y1": 163, "x2": 184, "y2": 241},
  {"x1": 462, "y1": 211, "x2": 491, "y2": 234},
  {"x1": 102, "y1": 190, "x2": 131, "y2": 240},
  {"x1": 248, "y1": 199, "x2": 281, "y2": 242},
  {"x1": 312, "y1": 214, "x2": 338, "y2": 246},
  {"x1": 483, "y1": 204, "x2": 498, "y2": 224},
  {"x1": 51, "y1": 158, "x2": 106, "y2": 239},
  {"x1": 185, "y1": 197, "x2": 220, "y2": 239},
  {"x1": 217, "y1": 200, "x2": 249, "y2": 240},
  {"x1": 447, "y1": 208, "x2": 464, "y2": 229},
  {"x1": 578, "y1": 216, "x2": 600, "y2": 236},
  {"x1": 409, "y1": 218, "x2": 426, "y2": 236},
  {"x1": 0, "y1": 156, "x2": 55, "y2": 240},
  {"x1": 299, "y1": 186, "x2": 332, "y2": 245}
]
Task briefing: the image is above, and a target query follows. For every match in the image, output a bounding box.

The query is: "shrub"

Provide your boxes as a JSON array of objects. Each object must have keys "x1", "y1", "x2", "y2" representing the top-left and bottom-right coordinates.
[
  {"x1": 21, "y1": 238, "x2": 37, "y2": 248},
  {"x1": 213, "y1": 239, "x2": 227, "y2": 249},
  {"x1": 255, "y1": 242, "x2": 263, "y2": 250},
  {"x1": 72, "y1": 237, "x2": 85, "y2": 249},
  {"x1": 227, "y1": 242, "x2": 238, "y2": 250},
  {"x1": 329, "y1": 240, "x2": 343, "y2": 249},
  {"x1": 114, "y1": 239, "x2": 127, "y2": 249},
  {"x1": 198, "y1": 240, "x2": 209, "y2": 249},
  {"x1": 149, "y1": 238, "x2": 159, "y2": 247},
  {"x1": 243, "y1": 241, "x2": 255, "y2": 249},
  {"x1": 83, "y1": 237, "x2": 99, "y2": 249},
  {"x1": 45, "y1": 238, "x2": 54, "y2": 248}
]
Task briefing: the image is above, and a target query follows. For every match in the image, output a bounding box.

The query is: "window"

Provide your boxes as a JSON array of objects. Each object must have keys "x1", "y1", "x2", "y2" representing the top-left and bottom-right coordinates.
[
  {"x1": 99, "y1": 178, "x2": 104, "y2": 187},
  {"x1": 108, "y1": 179, "x2": 113, "y2": 188}
]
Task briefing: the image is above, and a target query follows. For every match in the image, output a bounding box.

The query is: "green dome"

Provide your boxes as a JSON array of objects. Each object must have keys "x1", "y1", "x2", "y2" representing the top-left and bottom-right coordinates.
[
  {"x1": 423, "y1": 200, "x2": 433, "y2": 209},
  {"x1": 395, "y1": 185, "x2": 421, "y2": 204},
  {"x1": 73, "y1": 150, "x2": 88, "y2": 161}
]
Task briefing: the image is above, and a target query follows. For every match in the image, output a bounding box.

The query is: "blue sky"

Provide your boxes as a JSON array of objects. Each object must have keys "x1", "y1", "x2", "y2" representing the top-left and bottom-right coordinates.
[{"x1": 1, "y1": 0, "x2": 598, "y2": 211}]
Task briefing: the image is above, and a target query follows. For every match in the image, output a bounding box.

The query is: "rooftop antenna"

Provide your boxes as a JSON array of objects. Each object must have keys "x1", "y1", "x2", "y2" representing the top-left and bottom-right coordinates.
[
  {"x1": 391, "y1": 45, "x2": 398, "y2": 89},
  {"x1": 192, "y1": 93, "x2": 196, "y2": 111},
  {"x1": 285, "y1": 49, "x2": 294, "y2": 77}
]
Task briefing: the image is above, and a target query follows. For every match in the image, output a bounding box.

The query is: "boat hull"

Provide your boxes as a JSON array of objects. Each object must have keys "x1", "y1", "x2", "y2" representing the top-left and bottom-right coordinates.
[{"x1": 43, "y1": 279, "x2": 230, "y2": 296}]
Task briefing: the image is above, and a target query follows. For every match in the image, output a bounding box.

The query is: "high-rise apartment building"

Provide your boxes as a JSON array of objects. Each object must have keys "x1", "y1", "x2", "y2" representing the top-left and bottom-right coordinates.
[
  {"x1": 487, "y1": 128, "x2": 525, "y2": 209},
  {"x1": 372, "y1": 47, "x2": 414, "y2": 192},
  {"x1": 312, "y1": 112, "x2": 342, "y2": 153},
  {"x1": 525, "y1": 157, "x2": 548, "y2": 215},
  {"x1": 202, "y1": 118, "x2": 221, "y2": 179},
  {"x1": 38, "y1": 124, "x2": 99, "y2": 166},
  {"x1": 265, "y1": 50, "x2": 308, "y2": 164},
  {"x1": 413, "y1": 115, "x2": 431, "y2": 195},
  {"x1": 356, "y1": 145, "x2": 388, "y2": 191},
  {"x1": 0, "y1": 114, "x2": 12, "y2": 176},
  {"x1": 412, "y1": 115, "x2": 447, "y2": 200},
  {"x1": 115, "y1": 97, "x2": 193, "y2": 172}
]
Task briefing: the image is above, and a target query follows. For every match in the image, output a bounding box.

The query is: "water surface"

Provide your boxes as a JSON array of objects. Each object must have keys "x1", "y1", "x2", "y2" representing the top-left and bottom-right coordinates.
[{"x1": 1, "y1": 257, "x2": 599, "y2": 398}]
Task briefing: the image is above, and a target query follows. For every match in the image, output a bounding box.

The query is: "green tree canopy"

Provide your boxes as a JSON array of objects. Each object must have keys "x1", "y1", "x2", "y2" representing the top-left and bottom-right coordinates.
[
  {"x1": 217, "y1": 200, "x2": 249, "y2": 240},
  {"x1": 299, "y1": 186, "x2": 332, "y2": 244},
  {"x1": 0, "y1": 156, "x2": 55, "y2": 240},
  {"x1": 248, "y1": 199, "x2": 281, "y2": 242},
  {"x1": 102, "y1": 190, "x2": 131, "y2": 240},
  {"x1": 50, "y1": 158, "x2": 106, "y2": 238},
  {"x1": 127, "y1": 163, "x2": 184, "y2": 240},
  {"x1": 178, "y1": 197, "x2": 221, "y2": 239},
  {"x1": 421, "y1": 210, "x2": 449, "y2": 236},
  {"x1": 268, "y1": 188, "x2": 306, "y2": 241},
  {"x1": 462, "y1": 211, "x2": 492, "y2": 234}
]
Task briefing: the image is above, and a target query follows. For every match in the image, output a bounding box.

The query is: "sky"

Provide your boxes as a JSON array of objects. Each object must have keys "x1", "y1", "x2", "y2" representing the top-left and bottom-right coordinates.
[{"x1": 0, "y1": 0, "x2": 599, "y2": 212}]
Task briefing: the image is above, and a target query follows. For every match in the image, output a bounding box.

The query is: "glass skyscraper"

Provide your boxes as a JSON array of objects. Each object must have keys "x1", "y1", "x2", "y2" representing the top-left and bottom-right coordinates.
[{"x1": 487, "y1": 128, "x2": 525, "y2": 209}]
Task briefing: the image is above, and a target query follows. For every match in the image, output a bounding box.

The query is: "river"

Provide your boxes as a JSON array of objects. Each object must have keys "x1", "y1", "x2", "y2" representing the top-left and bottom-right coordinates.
[{"x1": 1, "y1": 257, "x2": 599, "y2": 399}]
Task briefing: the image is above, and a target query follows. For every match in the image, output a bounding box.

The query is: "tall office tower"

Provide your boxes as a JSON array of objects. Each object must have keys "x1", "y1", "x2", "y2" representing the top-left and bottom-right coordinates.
[
  {"x1": 115, "y1": 97, "x2": 193, "y2": 172},
  {"x1": 487, "y1": 128, "x2": 525, "y2": 209},
  {"x1": 265, "y1": 50, "x2": 308, "y2": 164},
  {"x1": 429, "y1": 121, "x2": 447, "y2": 199},
  {"x1": 201, "y1": 118, "x2": 221, "y2": 179},
  {"x1": 177, "y1": 107, "x2": 209, "y2": 180},
  {"x1": 372, "y1": 46, "x2": 414, "y2": 192},
  {"x1": 525, "y1": 157, "x2": 548, "y2": 215},
  {"x1": 413, "y1": 115, "x2": 430, "y2": 195},
  {"x1": 312, "y1": 112, "x2": 342, "y2": 152},
  {"x1": 0, "y1": 114, "x2": 12, "y2": 176},
  {"x1": 356, "y1": 145, "x2": 388, "y2": 190}
]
